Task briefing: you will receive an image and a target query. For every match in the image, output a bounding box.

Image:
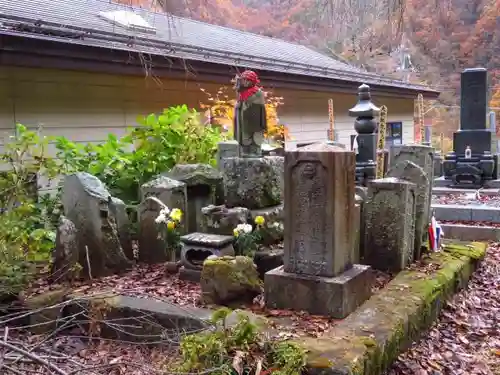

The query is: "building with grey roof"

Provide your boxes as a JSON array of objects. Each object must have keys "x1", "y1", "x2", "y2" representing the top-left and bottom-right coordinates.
[{"x1": 0, "y1": 0, "x2": 439, "y2": 149}]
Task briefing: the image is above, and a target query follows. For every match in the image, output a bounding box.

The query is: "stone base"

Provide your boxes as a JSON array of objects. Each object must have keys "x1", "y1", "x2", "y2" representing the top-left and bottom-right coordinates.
[
  {"x1": 264, "y1": 264, "x2": 373, "y2": 319},
  {"x1": 179, "y1": 267, "x2": 201, "y2": 282},
  {"x1": 254, "y1": 249, "x2": 283, "y2": 279},
  {"x1": 434, "y1": 176, "x2": 500, "y2": 189}
]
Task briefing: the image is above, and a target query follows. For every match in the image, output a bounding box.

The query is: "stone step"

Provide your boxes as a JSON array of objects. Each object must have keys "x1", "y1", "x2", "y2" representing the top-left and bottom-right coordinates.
[
  {"x1": 432, "y1": 187, "x2": 500, "y2": 196},
  {"x1": 432, "y1": 203, "x2": 500, "y2": 223},
  {"x1": 441, "y1": 223, "x2": 500, "y2": 242},
  {"x1": 434, "y1": 176, "x2": 500, "y2": 189}
]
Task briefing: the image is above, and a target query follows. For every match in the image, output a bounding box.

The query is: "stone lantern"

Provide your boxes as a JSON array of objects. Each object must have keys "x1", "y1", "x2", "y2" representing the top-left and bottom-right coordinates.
[{"x1": 349, "y1": 84, "x2": 380, "y2": 185}]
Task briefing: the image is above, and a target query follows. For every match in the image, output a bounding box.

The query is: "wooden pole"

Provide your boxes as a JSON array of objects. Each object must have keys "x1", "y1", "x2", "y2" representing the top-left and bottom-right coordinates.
[
  {"x1": 376, "y1": 105, "x2": 388, "y2": 179},
  {"x1": 328, "y1": 98, "x2": 335, "y2": 141},
  {"x1": 417, "y1": 93, "x2": 425, "y2": 144}
]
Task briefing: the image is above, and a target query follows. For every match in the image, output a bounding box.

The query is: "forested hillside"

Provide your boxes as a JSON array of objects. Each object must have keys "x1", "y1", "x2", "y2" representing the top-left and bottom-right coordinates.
[{"x1": 120, "y1": 0, "x2": 500, "y2": 134}]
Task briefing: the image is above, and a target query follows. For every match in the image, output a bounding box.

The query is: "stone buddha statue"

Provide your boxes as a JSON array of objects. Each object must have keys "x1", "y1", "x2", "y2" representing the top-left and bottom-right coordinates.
[{"x1": 233, "y1": 70, "x2": 267, "y2": 157}]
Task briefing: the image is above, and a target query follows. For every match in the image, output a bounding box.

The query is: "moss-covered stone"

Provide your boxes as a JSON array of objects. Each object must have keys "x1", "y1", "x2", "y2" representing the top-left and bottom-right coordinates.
[
  {"x1": 297, "y1": 240, "x2": 487, "y2": 375},
  {"x1": 201, "y1": 256, "x2": 262, "y2": 305}
]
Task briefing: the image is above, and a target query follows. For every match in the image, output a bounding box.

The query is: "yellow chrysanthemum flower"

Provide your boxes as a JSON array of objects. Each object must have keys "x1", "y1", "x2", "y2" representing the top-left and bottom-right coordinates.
[
  {"x1": 233, "y1": 228, "x2": 239, "y2": 237},
  {"x1": 254, "y1": 215, "x2": 265, "y2": 226},
  {"x1": 167, "y1": 221, "x2": 176, "y2": 230},
  {"x1": 170, "y1": 208, "x2": 183, "y2": 222}
]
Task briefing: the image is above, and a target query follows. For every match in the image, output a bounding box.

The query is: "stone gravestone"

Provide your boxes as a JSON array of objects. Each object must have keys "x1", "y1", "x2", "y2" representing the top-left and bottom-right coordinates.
[
  {"x1": 163, "y1": 164, "x2": 224, "y2": 233},
  {"x1": 138, "y1": 176, "x2": 187, "y2": 264},
  {"x1": 265, "y1": 143, "x2": 373, "y2": 319},
  {"x1": 390, "y1": 144, "x2": 434, "y2": 257},
  {"x1": 61, "y1": 172, "x2": 131, "y2": 278},
  {"x1": 442, "y1": 68, "x2": 496, "y2": 187},
  {"x1": 387, "y1": 160, "x2": 430, "y2": 260},
  {"x1": 363, "y1": 177, "x2": 416, "y2": 272}
]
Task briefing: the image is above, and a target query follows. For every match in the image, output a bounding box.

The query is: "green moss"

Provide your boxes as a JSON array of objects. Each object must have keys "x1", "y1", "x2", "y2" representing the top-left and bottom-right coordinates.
[
  {"x1": 296, "y1": 240, "x2": 488, "y2": 375},
  {"x1": 360, "y1": 336, "x2": 376, "y2": 348},
  {"x1": 203, "y1": 256, "x2": 262, "y2": 287},
  {"x1": 442, "y1": 241, "x2": 486, "y2": 260}
]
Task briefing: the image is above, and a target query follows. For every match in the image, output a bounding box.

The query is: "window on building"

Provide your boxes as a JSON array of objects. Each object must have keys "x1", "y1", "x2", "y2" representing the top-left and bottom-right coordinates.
[{"x1": 379, "y1": 121, "x2": 403, "y2": 147}]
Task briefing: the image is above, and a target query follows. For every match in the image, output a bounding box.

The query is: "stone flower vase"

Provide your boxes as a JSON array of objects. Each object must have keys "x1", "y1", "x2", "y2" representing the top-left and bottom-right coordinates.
[{"x1": 165, "y1": 245, "x2": 181, "y2": 274}]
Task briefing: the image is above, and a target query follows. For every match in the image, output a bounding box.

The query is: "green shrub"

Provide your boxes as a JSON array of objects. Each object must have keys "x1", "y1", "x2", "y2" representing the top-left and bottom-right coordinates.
[
  {"x1": 0, "y1": 105, "x2": 223, "y2": 296},
  {"x1": 0, "y1": 124, "x2": 60, "y2": 297},
  {"x1": 173, "y1": 307, "x2": 307, "y2": 375},
  {"x1": 55, "y1": 105, "x2": 224, "y2": 203}
]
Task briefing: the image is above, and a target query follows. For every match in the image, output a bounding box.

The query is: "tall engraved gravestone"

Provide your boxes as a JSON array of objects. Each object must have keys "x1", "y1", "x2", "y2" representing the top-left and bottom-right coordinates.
[
  {"x1": 441, "y1": 68, "x2": 497, "y2": 187},
  {"x1": 264, "y1": 143, "x2": 373, "y2": 319}
]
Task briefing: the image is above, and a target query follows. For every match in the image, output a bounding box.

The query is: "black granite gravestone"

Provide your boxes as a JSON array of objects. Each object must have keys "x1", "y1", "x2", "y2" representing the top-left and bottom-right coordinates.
[{"x1": 442, "y1": 68, "x2": 496, "y2": 187}]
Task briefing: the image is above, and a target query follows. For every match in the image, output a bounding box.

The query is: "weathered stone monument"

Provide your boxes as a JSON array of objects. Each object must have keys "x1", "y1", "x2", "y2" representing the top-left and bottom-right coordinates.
[
  {"x1": 264, "y1": 143, "x2": 373, "y2": 319},
  {"x1": 389, "y1": 144, "x2": 434, "y2": 259},
  {"x1": 364, "y1": 177, "x2": 416, "y2": 272},
  {"x1": 441, "y1": 68, "x2": 498, "y2": 187},
  {"x1": 138, "y1": 176, "x2": 187, "y2": 264},
  {"x1": 387, "y1": 160, "x2": 430, "y2": 260},
  {"x1": 349, "y1": 84, "x2": 380, "y2": 186},
  {"x1": 58, "y1": 172, "x2": 131, "y2": 278},
  {"x1": 163, "y1": 164, "x2": 224, "y2": 233}
]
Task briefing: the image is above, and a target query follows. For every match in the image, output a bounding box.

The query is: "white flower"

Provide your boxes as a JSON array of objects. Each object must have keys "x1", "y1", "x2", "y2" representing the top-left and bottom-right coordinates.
[
  {"x1": 159, "y1": 207, "x2": 170, "y2": 216},
  {"x1": 235, "y1": 223, "x2": 253, "y2": 234},
  {"x1": 155, "y1": 213, "x2": 167, "y2": 224}
]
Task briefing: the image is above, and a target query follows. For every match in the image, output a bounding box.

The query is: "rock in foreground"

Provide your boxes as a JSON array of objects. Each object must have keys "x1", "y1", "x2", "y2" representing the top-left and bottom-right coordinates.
[{"x1": 200, "y1": 256, "x2": 262, "y2": 305}]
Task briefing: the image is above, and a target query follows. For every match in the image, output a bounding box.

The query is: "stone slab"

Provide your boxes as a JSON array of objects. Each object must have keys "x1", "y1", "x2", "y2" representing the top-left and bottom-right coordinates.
[
  {"x1": 432, "y1": 203, "x2": 500, "y2": 223},
  {"x1": 440, "y1": 224, "x2": 500, "y2": 241},
  {"x1": 299, "y1": 241, "x2": 487, "y2": 375},
  {"x1": 432, "y1": 187, "x2": 500, "y2": 196},
  {"x1": 64, "y1": 294, "x2": 265, "y2": 343},
  {"x1": 65, "y1": 294, "x2": 211, "y2": 342},
  {"x1": 264, "y1": 264, "x2": 373, "y2": 319},
  {"x1": 180, "y1": 232, "x2": 234, "y2": 247}
]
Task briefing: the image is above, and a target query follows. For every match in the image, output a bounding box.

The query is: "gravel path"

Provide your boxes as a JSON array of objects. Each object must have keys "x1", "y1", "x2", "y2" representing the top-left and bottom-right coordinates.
[{"x1": 386, "y1": 243, "x2": 500, "y2": 375}]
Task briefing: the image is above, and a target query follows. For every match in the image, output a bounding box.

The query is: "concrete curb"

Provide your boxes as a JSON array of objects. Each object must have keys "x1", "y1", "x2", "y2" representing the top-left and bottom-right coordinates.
[
  {"x1": 432, "y1": 187, "x2": 500, "y2": 196},
  {"x1": 432, "y1": 203, "x2": 500, "y2": 223},
  {"x1": 298, "y1": 240, "x2": 487, "y2": 375},
  {"x1": 441, "y1": 223, "x2": 500, "y2": 241}
]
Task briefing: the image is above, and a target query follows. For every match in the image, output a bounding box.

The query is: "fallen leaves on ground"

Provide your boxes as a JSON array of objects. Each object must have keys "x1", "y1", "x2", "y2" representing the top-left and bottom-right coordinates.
[
  {"x1": 386, "y1": 243, "x2": 500, "y2": 375},
  {"x1": 406, "y1": 258, "x2": 443, "y2": 274},
  {"x1": 26, "y1": 261, "x2": 393, "y2": 339},
  {"x1": 441, "y1": 220, "x2": 500, "y2": 228},
  {"x1": 432, "y1": 193, "x2": 500, "y2": 207},
  {"x1": 26, "y1": 263, "x2": 202, "y2": 307},
  {"x1": 0, "y1": 332, "x2": 176, "y2": 375}
]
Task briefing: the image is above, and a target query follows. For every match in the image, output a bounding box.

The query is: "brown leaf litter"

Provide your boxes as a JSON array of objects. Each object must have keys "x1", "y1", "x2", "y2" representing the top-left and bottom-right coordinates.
[{"x1": 386, "y1": 243, "x2": 500, "y2": 375}]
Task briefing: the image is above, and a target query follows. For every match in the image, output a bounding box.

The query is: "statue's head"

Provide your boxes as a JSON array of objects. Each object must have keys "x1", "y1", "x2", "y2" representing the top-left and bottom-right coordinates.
[{"x1": 233, "y1": 70, "x2": 260, "y2": 92}]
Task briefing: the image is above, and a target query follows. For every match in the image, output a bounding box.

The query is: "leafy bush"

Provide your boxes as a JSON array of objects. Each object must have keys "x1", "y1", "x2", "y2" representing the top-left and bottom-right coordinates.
[
  {"x1": 0, "y1": 105, "x2": 223, "y2": 296},
  {"x1": 0, "y1": 125, "x2": 61, "y2": 298},
  {"x1": 174, "y1": 307, "x2": 307, "y2": 375},
  {"x1": 56, "y1": 105, "x2": 223, "y2": 203}
]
